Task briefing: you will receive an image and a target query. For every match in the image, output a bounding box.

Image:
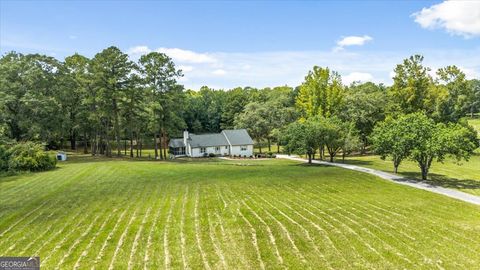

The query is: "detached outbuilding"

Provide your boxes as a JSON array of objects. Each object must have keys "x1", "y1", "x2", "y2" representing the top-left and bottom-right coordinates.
[{"x1": 169, "y1": 129, "x2": 254, "y2": 158}]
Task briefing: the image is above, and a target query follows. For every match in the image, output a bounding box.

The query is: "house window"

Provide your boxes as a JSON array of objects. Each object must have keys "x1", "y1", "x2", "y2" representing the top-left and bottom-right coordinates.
[
  {"x1": 240, "y1": 145, "x2": 247, "y2": 151},
  {"x1": 200, "y1": 147, "x2": 206, "y2": 153},
  {"x1": 215, "y1": 146, "x2": 220, "y2": 151},
  {"x1": 225, "y1": 146, "x2": 228, "y2": 149}
]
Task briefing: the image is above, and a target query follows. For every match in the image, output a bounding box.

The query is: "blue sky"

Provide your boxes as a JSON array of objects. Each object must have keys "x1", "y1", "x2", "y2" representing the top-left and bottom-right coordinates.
[{"x1": 1, "y1": 0, "x2": 479, "y2": 89}]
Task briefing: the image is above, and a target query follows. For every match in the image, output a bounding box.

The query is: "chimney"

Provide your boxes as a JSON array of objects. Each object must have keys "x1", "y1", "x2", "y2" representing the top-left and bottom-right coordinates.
[{"x1": 183, "y1": 130, "x2": 189, "y2": 146}]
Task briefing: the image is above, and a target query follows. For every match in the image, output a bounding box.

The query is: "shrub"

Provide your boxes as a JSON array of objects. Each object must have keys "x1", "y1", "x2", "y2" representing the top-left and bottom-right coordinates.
[
  {"x1": 208, "y1": 153, "x2": 215, "y2": 157},
  {"x1": 6, "y1": 142, "x2": 56, "y2": 172},
  {"x1": 0, "y1": 145, "x2": 10, "y2": 171}
]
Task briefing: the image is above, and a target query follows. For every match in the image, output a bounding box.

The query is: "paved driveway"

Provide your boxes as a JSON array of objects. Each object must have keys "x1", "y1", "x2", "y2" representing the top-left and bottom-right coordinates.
[{"x1": 277, "y1": 154, "x2": 480, "y2": 206}]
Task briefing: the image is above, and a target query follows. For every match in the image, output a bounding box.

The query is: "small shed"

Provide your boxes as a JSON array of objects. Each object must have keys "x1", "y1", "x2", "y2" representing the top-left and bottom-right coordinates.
[{"x1": 56, "y1": 152, "x2": 67, "y2": 161}]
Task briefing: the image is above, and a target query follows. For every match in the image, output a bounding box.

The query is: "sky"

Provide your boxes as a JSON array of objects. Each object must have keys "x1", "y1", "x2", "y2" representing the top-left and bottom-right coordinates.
[{"x1": 1, "y1": 0, "x2": 479, "y2": 89}]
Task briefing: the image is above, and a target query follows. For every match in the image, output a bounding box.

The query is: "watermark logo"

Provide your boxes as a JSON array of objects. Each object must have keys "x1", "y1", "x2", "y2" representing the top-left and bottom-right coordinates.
[{"x1": 0, "y1": 257, "x2": 40, "y2": 270}]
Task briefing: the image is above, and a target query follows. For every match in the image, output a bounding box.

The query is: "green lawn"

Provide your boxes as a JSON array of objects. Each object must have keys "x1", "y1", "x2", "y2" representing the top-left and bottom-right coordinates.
[
  {"x1": 341, "y1": 153, "x2": 480, "y2": 196},
  {"x1": 1, "y1": 156, "x2": 480, "y2": 269},
  {"x1": 467, "y1": 117, "x2": 480, "y2": 135}
]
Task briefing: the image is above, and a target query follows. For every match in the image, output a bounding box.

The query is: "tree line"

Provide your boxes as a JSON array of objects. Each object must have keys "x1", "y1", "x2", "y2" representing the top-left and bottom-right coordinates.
[
  {"x1": 280, "y1": 55, "x2": 479, "y2": 180},
  {"x1": 1, "y1": 48, "x2": 479, "y2": 175}
]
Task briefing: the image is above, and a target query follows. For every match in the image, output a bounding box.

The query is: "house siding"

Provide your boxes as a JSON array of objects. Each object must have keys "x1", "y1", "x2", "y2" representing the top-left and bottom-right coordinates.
[
  {"x1": 230, "y1": 145, "x2": 253, "y2": 157},
  {"x1": 190, "y1": 145, "x2": 231, "y2": 157}
]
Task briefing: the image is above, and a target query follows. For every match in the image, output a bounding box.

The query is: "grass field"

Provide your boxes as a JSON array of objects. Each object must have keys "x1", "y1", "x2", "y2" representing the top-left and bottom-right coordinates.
[
  {"x1": 1, "y1": 156, "x2": 480, "y2": 269},
  {"x1": 341, "y1": 153, "x2": 480, "y2": 196},
  {"x1": 467, "y1": 117, "x2": 480, "y2": 134}
]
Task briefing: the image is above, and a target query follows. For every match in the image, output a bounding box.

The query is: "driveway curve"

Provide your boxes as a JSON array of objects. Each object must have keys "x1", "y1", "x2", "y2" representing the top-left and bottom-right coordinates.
[{"x1": 276, "y1": 154, "x2": 480, "y2": 206}]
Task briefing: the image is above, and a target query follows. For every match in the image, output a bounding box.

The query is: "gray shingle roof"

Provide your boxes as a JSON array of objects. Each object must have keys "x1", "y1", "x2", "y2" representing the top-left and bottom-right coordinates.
[
  {"x1": 189, "y1": 133, "x2": 229, "y2": 148},
  {"x1": 222, "y1": 129, "x2": 254, "y2": 145},
  {"x1": 168, "y1": 138, "x2": 185, "y2": 148},
  {"x1": 169, "y1": 129, "x2": 254, "y2": 149}
]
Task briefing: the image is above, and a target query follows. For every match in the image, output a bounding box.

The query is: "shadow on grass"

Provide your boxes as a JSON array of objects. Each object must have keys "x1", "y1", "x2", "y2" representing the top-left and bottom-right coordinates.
[
  {"x1": 333, "y1": 159, "x2": 375, "y2": 166},
  {"x1": 401, "y1": 172, "x2": 480, "y2": 192},
  {"x1": 62, "y1": 154, "x2": 223, "y2": 165},
  {"x1": 294, "y1": 163, "x2": 332, "y2": 168}
]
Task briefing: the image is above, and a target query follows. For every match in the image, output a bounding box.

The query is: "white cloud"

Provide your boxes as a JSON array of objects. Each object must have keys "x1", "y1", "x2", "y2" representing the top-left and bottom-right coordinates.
[
  {"x1": 412, "y1": 0, "x2": 480, "y2": 38},
  {"x1": 337, "y1": 35, "x2": 373, "y2": 47},
  {"x1": 178, "y1": 65, "x2": 194, "y2": 72},
  {"x1": 343, "y1": 72, "x2": 374, "y2": 85},
  {"x1": 68, "y1": 35, "x2": 77, "y2": 40},
  {"x1": 155, "y1": 47, "x2": 216, "y2": 63},
  {"x1": 389, "y1": 71, "x2": 396, "y2": 80},
  {"x1": 126, "y1": 46, "x2": 480, "y2": 90},
  {"x1": 127, "y1": 45, "x2": 151, "y2": 56},
  {"x1": 212, "y1": 69, "x2": 227, "y2": 76},
  {"x1": 127, "y1": 46, "x2": 218, "y2": 64},
  {"x1": 458, "y1": 66, "x2": 479, "y2": 80}
]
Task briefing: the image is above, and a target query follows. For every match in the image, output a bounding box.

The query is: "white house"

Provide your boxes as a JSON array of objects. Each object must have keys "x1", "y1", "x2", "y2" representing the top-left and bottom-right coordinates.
[{"x1": 168, "y1": 129, "x2": 254, "y2": 158}]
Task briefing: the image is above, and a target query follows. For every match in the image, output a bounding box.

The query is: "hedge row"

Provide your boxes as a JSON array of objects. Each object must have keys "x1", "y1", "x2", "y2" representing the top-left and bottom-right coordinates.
[{"x1": 0, "y1": 142, "x2": 57, "y2": 172}]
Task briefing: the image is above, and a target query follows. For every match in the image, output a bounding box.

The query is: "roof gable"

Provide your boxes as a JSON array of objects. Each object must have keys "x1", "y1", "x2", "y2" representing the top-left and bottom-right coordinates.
[
  {"x1": 189, "y1": 133, "x2": 229, "y2": 148},
  {"x1": 168, "y1": 138, "x2": 185, "y2": 148},
  {"x1": 222, "y1": 129, "x2": 254, "y2": 145}
]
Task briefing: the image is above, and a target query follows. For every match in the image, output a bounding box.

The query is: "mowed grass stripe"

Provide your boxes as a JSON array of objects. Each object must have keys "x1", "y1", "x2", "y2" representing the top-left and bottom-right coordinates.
[
  {"x1": 320, "y1": 178, "x2": 480, "y2": 257},
  {"x1": 246, "y1": 188, "x2": 349, "y2": 269},
  {"x1": 47, "y1": 163, "x2": 137, "y2": 268},
  {"x1": 215, "y1": 186, "x2": 250, "y2": 269},
  {"x1": 313, "y1": 182, "x2": 457, "y2": 267},
  {"x1": 0, "y1": 163, "x2": 92, "y2": 221},
  {"x1": 300, "y1": 178, "x2": 475, "y2": 268},
  {"x1": 251, "y1": 186, "x2": 370, "y2": 269},
  {"x1": 1, "y1": 158, "x2": 479, "y2": 268}
]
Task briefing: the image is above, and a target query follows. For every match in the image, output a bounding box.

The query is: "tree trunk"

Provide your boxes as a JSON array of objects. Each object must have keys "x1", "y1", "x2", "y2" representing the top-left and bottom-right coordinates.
[
  {"x1": 124, "y1": 139, "x2": 127, "y2": 155},
  {"x1": 394, "y1": 165, "x2": 398, "y2": 174},
  {"x1": 159, "y1": 131, "x2": 164, "y2": 160},
  {"x1": 130, "y1": 132, "x2": 134, "y2": 158},
  {"x1": 70, "y1": 132, "x2": 76, "y2": 150},
  {"x1": 308, "y1": 153, "x2": 312, "y2": 164},
  {"x1": 112, "y1": 100, "x2": 122, "y2": 157},
  {"x1": 163, "y1": 132, "x2": 167, "y2": 159},
  {"x1": 328, "y1": 147, "x2": 335, "y2": 162},
  {"x1": 267, "y1": 138, "x2": 271, "y2": 152},
  {"x1": 259, "y1": 144, "x2": 262, "y2": 154},
  {"x1": 94, "y1": 131, "x2": 100, "y2": 155},
  {"x1": 135, "y1": 134, "x2": 139, "y2": 158},
  {"x1": 421, "y1": 166, "x2": 428, "y2": 180},
  {"x1": 277, "y1": 144, "x2": 280, "y2": 154},
  {"x1": 342, "y1": 151, "x2": 345, "y2": 163},
  {"x1": 83, "y1": 131, "x2": 88, "y2": 154},
  {"x1": 319, "y1": 146, "x2": 323, "y2": 160},
  {"x1": 105, "y1": 135, "x2": 111, "y2": 157},
  {"x1": 154, "y1": 134, "x2": 159, "y2": 159},
  {"x1": 361, "y1": 140, "x2": 367, "y2": 155},
  {"x1": 139, "y1": 139, "x2": 143, "y2": 157}
]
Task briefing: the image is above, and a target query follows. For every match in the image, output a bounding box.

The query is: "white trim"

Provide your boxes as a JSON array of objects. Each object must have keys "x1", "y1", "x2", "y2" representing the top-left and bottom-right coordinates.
[{"x1": 221, "y1": 131, "x2": 233, "y2": 155}]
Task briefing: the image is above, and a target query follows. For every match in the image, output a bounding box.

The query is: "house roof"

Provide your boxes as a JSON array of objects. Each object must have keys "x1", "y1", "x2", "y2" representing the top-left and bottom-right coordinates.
[
  {"x1": 169, "y1": 129, "x2": 254, "y2": 149},
  {"x1": 222, "y1": 129, "x2": 254, "y2": 145},
  {"x1": 189, "y1": 133, "x2": 229, "y2": 148},
  {"x1": 168, "y1": 138, "x2": 185, "y2": 148}
]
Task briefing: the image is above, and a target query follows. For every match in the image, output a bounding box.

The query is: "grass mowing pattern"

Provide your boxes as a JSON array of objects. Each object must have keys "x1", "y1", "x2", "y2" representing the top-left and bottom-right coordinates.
[
  {"x1": 1, "y1": 157, "x2": 480, "y2": 269},
  {"x1": 342, "y1": 153, "x2": 480, "y2": 196}
]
